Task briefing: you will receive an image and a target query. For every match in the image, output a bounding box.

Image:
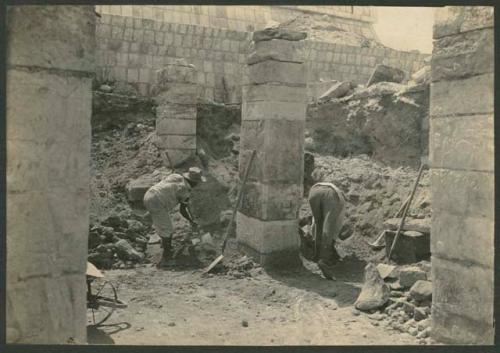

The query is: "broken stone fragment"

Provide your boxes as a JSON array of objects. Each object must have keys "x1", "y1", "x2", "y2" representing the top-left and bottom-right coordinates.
[
  {"x1": 413, "y1": 306, "x2": 428, "y2": 321},
  {"x1": 383, "y1": 217, "x2": 431, "y2": 233},
  {"x1": 115, "y1": 239, "x2": 144, "y2": 262},
  {"x1": 318, "y1": 81, "x2": 353, "y2": 101},
  {"x1": 366, "y1": 64, "x2": 406, "y2": 87},
  {"x1": 409, "y1": 280, "x2": 432, "y2": 302},
  {"x1": 354, "y1": 263, "x2": 390, "y2": 311},
  {"x1": 399, "y1": 267, "x2": 427, "y2": 288},
  {"x1": 253, "y1": 27, "x2": 307, "y2": 42},
  {"x1": 376, "y1": 263, "x2": 398, "y2": 279}
]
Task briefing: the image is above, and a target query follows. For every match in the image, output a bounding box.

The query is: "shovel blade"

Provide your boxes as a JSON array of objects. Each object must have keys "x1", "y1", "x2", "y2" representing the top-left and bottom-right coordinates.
[{"x1": 203, "y1": 254, "x2": 224, "y2": 274}]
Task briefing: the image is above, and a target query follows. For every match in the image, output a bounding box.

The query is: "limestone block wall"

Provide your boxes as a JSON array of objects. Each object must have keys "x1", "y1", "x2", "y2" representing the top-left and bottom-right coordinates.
[
  {"x1": 94, "y1": 12, "x2": 427, "y2": 102},
  {"x1": 6, "y1": 6, "x2": 95, "y2": 343},
  {"x1": 95, "y1": 5, "x2": 377, "y2": 35},
  {"x1": 429, "y1": 6, "x2": 494, "y2": 344},
  {"x1": 237, "y1": 30, "x2": 307, "y2": 268}
]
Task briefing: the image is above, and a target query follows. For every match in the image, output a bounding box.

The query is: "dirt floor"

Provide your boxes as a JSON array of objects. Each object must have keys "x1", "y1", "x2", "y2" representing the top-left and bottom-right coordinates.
[{"x1": 86, "y1": 242, "x2": 434, "y2": 345}]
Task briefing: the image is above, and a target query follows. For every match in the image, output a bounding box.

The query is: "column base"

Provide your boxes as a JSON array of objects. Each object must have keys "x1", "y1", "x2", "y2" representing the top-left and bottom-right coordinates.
[{"x1": 237, "y1": 242, "x2": 302, "y2": 269}]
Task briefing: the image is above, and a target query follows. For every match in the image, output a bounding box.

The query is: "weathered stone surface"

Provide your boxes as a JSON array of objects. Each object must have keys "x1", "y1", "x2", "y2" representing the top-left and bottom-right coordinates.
[
  {"x1": 156, "y1": 103, "x2": 197, "y2": 120},
  {"x1": 155, "y1": 62, "x2": 196, "y2": 86},
  {"x1": 366, "y1": 64, "x2": 406, "y2": 87},
  {"x1": 431, "y1": 169, "x2": 494, "y2": 219},
  {"x1": 126, "y1": 175, "x2": 159, "y2": 202},
  {"x1": 432, "y1": 256, "x2": 494, "y2": 343},
  {"x1": 248, "y1": 61, "x2": 305, "y2": 85},
  {"x1": 430, "y1": 114, "x2": 493, "y2": 172},
  {"x1": 431, "y1": 211, "x2": 494, "y2": 268},
  {"x1": 409, "y1": 280, "x2": 432, "y2": 302},
  {"x1": 413, "y1": 307, "x2": 428, "y2": 322},
  {"x1": 399, "y1": 267, "x2": 427, "y2": 288},
  {"x1": 430, "y1": 73, "x2": 493, "y2": 116},
  {"x1": 411, "y1": 66, "x2": 431, "y2": 85},
  {"x1": 318, "y1": 81, "x2": 353, "y2": 101},
  {"x1": 243, "y1": 100, "x2": 306, "y2": 121},
  {"x1": 251, "y1": 38, "x2": 305, "y2": 63},
  {"x1": 383, "y1": 218, "x2": 430, "y2": 233},
  {"x1": 433, "y1": 6, "x2": 494, "y2": 39},
  {"x1": 154, "y1": 83, "x2": 198, "y2": 105},
  {"x1": 307, "y1": 80, "x2": 339, "y2": 102},
  {"x1": 432, "y1": 28, "x2": 493, "y2": 81},
  {"x1": 355, "y1": 263, "x2": 390, "y2": 311},
  {"x1": 115, "y1": 239, "x2": 144, "y2": 261},
  {"x1": 236, "y1": 212, "x2": 300, "y2": 254},
  {"x1": 156, "y1": 118, "x2": 196, "y2": 135},
  {"x1": 376, "y1": 264, "x2": 398, "y2": 280},
  {"x1": 253, "y1": 27, "x2": 307, "y2": 42},
  {"x1": 161, "y1": 149, "x2": 195, "y2": 167},
  {"x1": 7, "y1": 6, "x2": 95, "y2": 72},
  {"x1": 239, "y1": 181, "x2": 303, "y2": 221},
  {"x1": 243, "y1": 84, "x2": 307, "y2": 103},
  {"x1": 157, "y1": 134, "x2": 196, "y2": 150}
]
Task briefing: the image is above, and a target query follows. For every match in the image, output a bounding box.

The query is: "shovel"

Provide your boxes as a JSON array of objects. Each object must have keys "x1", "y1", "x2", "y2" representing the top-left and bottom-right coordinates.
[
  {"x1": 368, "y1": 195, "x2": 410, "y2": 249},
  {"x1": 202, "y1": 150, "x2": 256, "y2": 274}
]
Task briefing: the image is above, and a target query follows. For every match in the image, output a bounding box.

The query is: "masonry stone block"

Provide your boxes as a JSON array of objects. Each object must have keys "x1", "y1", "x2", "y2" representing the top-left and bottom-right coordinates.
[
  {"x1": 430, "y1": 73, "x2": 493, "y2": 117},
  {"x1": 243, "y1": 84, "x2": 307, "y2": 103},
  {"x1": 431, "y1": 211, "x2": 493, "y2": 268},
  {"x1": 248, "y1": 60, "x2": 305, "y2": 85},
  {"x1": 155, "y1": 103, "x2": 197, "y2": 120},
  {"x1": 249, "y1": 38, "x2": 305, "y2": 63},
  {"x1": 154, "y1": 83, "x2": 198, "y2": 104},
  {"x1": 7, "y1": 6, "x2": 95, "y2": 72},
  {"x1": 431, "y1": 169, "x2": 494, "y2": 220},
  {"x1": 242, "y1": 100, "x2": 306, "y2": 121},
  {"x1": 430, "y1": 114, "x2": 493, "y2": 172},
  {"x1": 157, "y1": 134, "x2": 196, "y2": 150},
  {"x1": 433, "y1": 6, "x2": 494, "y2": 39},
  {"x1": 431, "y1": 257, "x2": 493, "y2": 341},
  {"x1": 156, "y1": 118, "x2": 196, "y2": 135},
  {"x1": 432, "y1": 28, "x2": 493, "y2": 81}
]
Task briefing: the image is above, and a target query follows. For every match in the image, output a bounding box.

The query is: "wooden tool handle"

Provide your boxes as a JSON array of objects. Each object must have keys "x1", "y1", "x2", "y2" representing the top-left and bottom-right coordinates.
[
  {"x1": 221, "y1": 150, "x2": 257, "y2": 254},
  {"x1": 388, "y1": 163, "x2": 425, "y2": 261}
]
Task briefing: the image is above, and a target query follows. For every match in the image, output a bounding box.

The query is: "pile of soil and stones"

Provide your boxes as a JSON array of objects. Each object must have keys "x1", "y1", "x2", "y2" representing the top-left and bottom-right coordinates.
[{"x1": 352, "y1": 261, "x2": 433, "y2": 345}]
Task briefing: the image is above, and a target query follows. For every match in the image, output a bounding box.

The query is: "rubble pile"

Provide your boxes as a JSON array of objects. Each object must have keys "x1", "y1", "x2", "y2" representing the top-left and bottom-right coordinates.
[
  {"x1": 300, "y1": 154, "x2": 431, "y2": 261},
  {"x1": 352, "y1": 261, "x2": 433, "y2": 344},
  {"x1": 307, "y1": 79, "x2": 429, "y2": 167}
]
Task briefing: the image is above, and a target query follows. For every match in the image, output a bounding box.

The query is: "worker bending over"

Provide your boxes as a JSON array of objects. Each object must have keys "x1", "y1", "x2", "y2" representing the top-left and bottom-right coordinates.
[
  {"x1": 307, "y1": 181, "x2": 346, "y2": 280},
  {"x1": 143, "y1": 167, "x2": 206, "y2": 268}
]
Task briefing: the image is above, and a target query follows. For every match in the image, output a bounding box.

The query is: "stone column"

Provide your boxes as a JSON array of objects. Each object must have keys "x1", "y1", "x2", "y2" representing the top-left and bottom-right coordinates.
[
  {"x1": 6, "y1": 6, "x2": 95, "y2": 343},
  {"x1": 154, "y1": 58, "x2": 197, "y2": 167},
  {"x1": 430, "y1": 6, "x2": 494, "y2": 344},
  {"x1": 236, "y1": 28, "x2": 307, "y2": 268}
]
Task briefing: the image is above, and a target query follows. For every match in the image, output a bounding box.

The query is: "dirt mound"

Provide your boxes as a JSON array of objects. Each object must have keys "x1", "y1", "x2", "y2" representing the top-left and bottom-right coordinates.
[
  {"x1": 307, "y1": 82, "x2": 429, "y2": 167},
  {"x1": 299, "y1": 154, "x2": 431, "y2": 262}
]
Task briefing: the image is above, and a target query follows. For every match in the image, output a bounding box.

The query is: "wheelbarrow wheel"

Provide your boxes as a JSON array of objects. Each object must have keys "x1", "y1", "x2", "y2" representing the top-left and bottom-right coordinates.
[{"x1": 87, "y1": 280, "x2": 126, "y2": 327}]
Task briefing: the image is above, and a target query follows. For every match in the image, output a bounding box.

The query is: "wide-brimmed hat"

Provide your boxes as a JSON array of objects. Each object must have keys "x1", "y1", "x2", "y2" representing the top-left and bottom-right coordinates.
[{"x1": 183, "y1": 167, "x2": 207, "y2": 184}]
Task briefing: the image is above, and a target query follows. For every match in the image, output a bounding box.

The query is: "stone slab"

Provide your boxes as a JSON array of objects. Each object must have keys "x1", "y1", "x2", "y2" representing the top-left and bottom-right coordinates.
[
  {"x1": 242, "y1": 100, "x2": 306, "y2": 121},
  {"x1": 156, "y1": 118, "x2": 196, "y2": 135},
  {"x1": 156, "y1": 103, "x2": 197, "y2": 120},
  {"x1": 157, "y1": 134, "x2": 196, "y2": 150},
  {"x1": 247, "y1": 60, "x2": 305, "y2": 85},
  {"x1": 430, "y1": 114, "x2": 493, "y2": 172},
  {"x1": 155, "y1": 64, "x2": 197, "y2": 86},
  {"x1": 432, "y1": 28, "x2": 493, "y2": 81},
  {"x1": 239, "y1": 181, "x2": 303, "y2": 221},
  {"x1": 433, "y1": 6, "x2": 494, "y2": 39},
  {"x1": 431, "y1": 256, "x2": 494, "y2": 338},
  {"x1": 242, "y1": 84, "x2": 307, "y2": 103},
  {"x1": 236, "y1": 211, "x2": 300, "y2": 254},
  {"x1": 253, "y1": 27, "x2": 307, "y2": 42},
  {"x1": 383, "y1": 217, "x2": 430, "y2": 234},
  {"x1": 431, "y1": 168, "x2": 494, "y2": 220},
  {"x1": 430, "y1": 73, "x2": 493, "y2": 117},
  {"x1": 431, "y1": 212, "x2": 493, "y2": 270},
  {"x1": 7, "y1": 6, "x2": 95, "y2": 73},
  {"x1": 366, "y1": 64, "x2": 406, "y2": 87}
]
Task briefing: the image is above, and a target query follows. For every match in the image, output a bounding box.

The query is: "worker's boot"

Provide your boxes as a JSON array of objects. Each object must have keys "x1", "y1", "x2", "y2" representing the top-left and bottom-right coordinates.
[
  {"x1": 157, "y1": 237, "x2": 173, "y2": 268},
  {"x1": 318, "y1": 243, "x2": 341, "y2": 280}
]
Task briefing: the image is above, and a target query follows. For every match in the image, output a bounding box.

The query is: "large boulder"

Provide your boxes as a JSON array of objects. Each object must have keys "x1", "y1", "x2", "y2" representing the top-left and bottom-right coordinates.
[
  {"x1": 115, "y1": 239, "x2": 144, "y2": 262},
  {"x1": 366, "y1": 64, "x2": 406, "y2": 87},
  {"x1": 409, "y1": 280, "x2": 432, "y2": 302},
  {"x1": 355, "y1": 263, "x2": 390, "y2": 311},
  {"x1": 399, "y1": 266, "x2": 427, "y2": 288}
]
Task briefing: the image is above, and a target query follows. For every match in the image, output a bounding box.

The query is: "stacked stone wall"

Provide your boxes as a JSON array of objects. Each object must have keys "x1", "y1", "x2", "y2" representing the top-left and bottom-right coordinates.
[
  {"x1": 429, "y1": 6, "x2": 494, "y2": 344},
  {"x1": 95, "y1": 13, "x2": 428, "y2": 102}
]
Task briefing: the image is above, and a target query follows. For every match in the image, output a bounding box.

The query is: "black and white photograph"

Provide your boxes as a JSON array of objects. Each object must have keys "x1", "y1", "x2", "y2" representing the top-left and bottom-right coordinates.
[{"x1": 3, "y1": 3, "x2": 495, "y2": 347}]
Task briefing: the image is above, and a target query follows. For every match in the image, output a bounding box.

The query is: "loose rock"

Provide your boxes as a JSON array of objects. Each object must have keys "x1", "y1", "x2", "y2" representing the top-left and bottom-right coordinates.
[{"x1": 354, "y1": 263, "x2": 390, "y2": 311}]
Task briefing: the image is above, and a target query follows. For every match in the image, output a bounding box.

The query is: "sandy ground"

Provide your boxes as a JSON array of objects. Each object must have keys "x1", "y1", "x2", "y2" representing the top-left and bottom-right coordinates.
[{"x1": 87, "y1": 244, "x2": 422, "y2": 346}]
